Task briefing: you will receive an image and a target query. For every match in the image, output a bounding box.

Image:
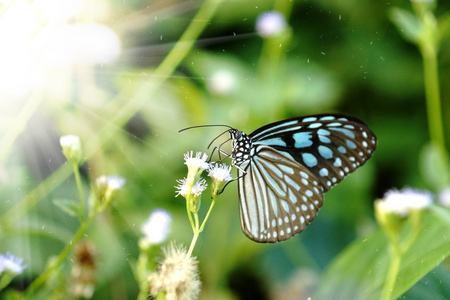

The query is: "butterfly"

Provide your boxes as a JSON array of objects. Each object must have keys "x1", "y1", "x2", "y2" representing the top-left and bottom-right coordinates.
[{"x1": 184, "y1": 114, "x2": 377, "y2": 243}]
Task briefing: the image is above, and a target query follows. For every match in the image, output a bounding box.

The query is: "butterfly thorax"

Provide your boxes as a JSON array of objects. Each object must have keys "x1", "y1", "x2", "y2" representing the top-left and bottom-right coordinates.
[{"x1": 229, "y1": 129, "x2": 252, "y2": 166}]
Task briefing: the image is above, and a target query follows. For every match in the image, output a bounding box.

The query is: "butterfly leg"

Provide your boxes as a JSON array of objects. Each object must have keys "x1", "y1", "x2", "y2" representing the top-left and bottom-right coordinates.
[{"x1": 207, "y1": 146, "x2": 232, "y2": 163}]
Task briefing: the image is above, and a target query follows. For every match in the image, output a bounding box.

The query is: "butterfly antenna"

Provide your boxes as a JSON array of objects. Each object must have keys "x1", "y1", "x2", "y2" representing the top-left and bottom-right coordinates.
[{"x1": 178, "y1": 124, "x2": 232, "y2": 133}]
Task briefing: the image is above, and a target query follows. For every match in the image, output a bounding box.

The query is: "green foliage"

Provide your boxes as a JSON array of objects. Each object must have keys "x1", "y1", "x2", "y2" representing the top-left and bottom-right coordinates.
[
  {"x1": 315, "y1": 206, "x2": 450, "y2": 300},
  {"x1": 0, "y1": 0, "x2": 449, "y2": 299}
]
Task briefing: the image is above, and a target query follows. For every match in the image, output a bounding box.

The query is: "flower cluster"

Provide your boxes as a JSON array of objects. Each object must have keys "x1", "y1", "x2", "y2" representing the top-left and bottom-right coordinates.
[
  {"x1": 376, "y1": 188, "x2": 433, "y2": 218},
  {"x1": 60, "y1": 134, "x2": 83, "y2": 164},
  {"x1": 141, "y1": 209, "x2": 172, "y2": 245},
  {"x1": 0, "y1": 252, "x2": 26, "y2": 276},
  {"x1": 176, "y1": 151, "x2": 233, "y2": 200},
  {"x1": 255, "y1": 10, "x2": 287, "y2": 38}
]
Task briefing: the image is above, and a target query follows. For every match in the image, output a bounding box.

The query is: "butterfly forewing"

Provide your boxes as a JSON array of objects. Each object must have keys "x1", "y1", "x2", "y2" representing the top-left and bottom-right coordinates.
[
  {"x1": 238, "y1": 146, "x2": 324, "y2": 242},
  {"x1": 250, "y1": 114, "x2": 377, "y2": 192}
]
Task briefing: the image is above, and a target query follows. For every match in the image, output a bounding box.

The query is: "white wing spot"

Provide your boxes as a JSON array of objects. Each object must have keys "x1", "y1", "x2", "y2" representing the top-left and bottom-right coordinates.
[
  {"x1": 301, "y1": 178, "x2": 309, "y2": 186},
  {"x1": 305, "y1": 190, "x2": 313, "y2": 197},
  {"x1": 300, "y1": 216, "x2": 305, "y2": 224},
  {"x1": 319, "y1": 168, "x2": 329, "y2": 176},
  {"x1": 291, "y1": 214, "x2": 297, "y2": 221},
  {"x1": 308, "y1": 122, "x2": 322, "y2": 128},
  {"x1": 301, "y1": 204, "x2": 308, "y2": 211},
  {"x1": 300, "y1": 171, "x2": 309, "y2": 179}
]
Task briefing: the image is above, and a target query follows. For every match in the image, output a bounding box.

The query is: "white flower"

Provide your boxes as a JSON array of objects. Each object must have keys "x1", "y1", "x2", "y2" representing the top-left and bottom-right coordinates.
[
  {"x1": 106, "y1": 175, "x2": 126, "y2": 191},
  {"x1": 60, "y1": 135, "x2": 81, "y2": 147},
  {"x1": 191, "y1": 178, "x2": 207, "y2": 196},
  {"x1": 379, "y1": 188, "x2": 433, "y2": 217},
  {"x1": 184, "y1": 151, "x2": 209, "y2": 172},
  {"x1": 255, "y1": 10, "x2": 287, "y2": 38},
  {"x1": 175, "y1": 177, "x2": 207, "y2": 198},
  {"x1": 0, "y1": 252, "x2": 26, "y2": 275},
  {"x1": 175, "y1": 178, "x2": 189, "y2": 198},
  {"x1": 60, "y1": 134, "x2": 82, "y2": 163},
  {"x1": 438, "y1": 187, "x2": 450, "y2": 208},
  {"x1": 208, "y1": 70, "x2": 236, "y2": 96},
  {"x1": 141, "y1": 209, "x2": 172, "y2": 244},
  {"x1": 208, "y1": 163, "x2": 232, "y2": 183}
]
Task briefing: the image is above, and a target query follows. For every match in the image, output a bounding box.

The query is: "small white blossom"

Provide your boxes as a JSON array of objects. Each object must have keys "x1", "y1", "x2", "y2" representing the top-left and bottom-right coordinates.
[
  {"x1": 256, "y1": 10, "x2": 287, "y2": 38},
  {"x1": 380, "y1": 188, "x2": 433, "y2": 217},
  {"x1": 208, "y1": 70, "x2": 237, "y2": 96},
  {"x1": 192, "y1": 178, "x2": 207, "y2": 196},
  {"x1": 438, "y1": 187, "x2": 450, "y2": 208},
  {"x1": 60, "y1": 134, "x2": 81, "y2": 148},
  {"x1": 106, "y1": 175, "x2": 126, "y2": 191},
  {"x1": 175, "y1": 178, "x2": 189, "y2": 198},
  {"x1": 208, "y1": 163, "x2": 232, "y2": 183},
  {"x1": 0, "y1": 252, "x2": 26, "y2": 275},
  {"x1": 141, "y1": 209, "x2": 172, "y2": 244},
  {"x1": 60, "y1": 134, "x2": 83, "y2": 163},
  {"x1": 184, "y1": 151, "x2": 209, "y2": 171}
]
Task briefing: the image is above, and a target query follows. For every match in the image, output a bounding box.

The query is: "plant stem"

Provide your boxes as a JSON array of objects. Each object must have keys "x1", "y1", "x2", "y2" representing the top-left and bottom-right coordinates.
[
  {"x1": 25, "y1": 215, "x2": 94, "y2": 296},
  {"x1": 187, "y1": 232, "x2": 199, "y2": 258},
  {"x1": 422, "y1": 46, "x2": 446, "y2": 153},
  {"x1": 380, "y1": 244, "x2": 401, "y2": 300},
  {"x1": 199, "y1": 199, "x2": 216, "y2": 232},
  {"x1": 72, "y1": 162, "x2": 86, "y2": 220}
]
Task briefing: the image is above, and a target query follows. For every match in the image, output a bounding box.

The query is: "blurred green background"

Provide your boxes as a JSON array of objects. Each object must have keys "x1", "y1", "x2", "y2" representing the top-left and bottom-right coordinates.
[{"x1": 0, "y1": 0, "x2": 449, "y2": 299}]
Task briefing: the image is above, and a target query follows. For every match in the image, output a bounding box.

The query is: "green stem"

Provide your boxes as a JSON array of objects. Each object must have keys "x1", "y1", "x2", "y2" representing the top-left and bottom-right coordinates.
[
  {"x1": 199, "y1": 198, "x2": 216, "y2": 232},
  {"x1": 422, "y1": 46, "x2": 446, "y2": 152},
  {"x1": 72, "y1": 162, "x2": 86, "y2": 220},
  {"x1": 380, "y1": 244, "x2": 401, "y2": 300},
  {"x1": 187, "y1": 232, "x2": 199, "y2": 258},
  {"x1": 185, "y1": 194, "x2": 195, "y2": 231},
  {"x1": 25, "y1": 215, "x2": 94, "y2": 296}
]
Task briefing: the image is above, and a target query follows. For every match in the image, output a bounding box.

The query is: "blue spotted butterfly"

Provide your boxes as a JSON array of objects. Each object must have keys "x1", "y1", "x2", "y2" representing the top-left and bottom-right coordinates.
[{"x1": 186, "y1": 114, "x2": 377, "y2": 243}]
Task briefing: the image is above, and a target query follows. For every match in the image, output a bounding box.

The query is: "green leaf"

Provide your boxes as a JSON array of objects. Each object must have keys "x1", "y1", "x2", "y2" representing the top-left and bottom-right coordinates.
[
  {"x1": 419, "y1": 143, "x2": 450, "y2": 190},
  {"x1": 315, "y1": 206, "x2": 450, "y2": 300},
  {"x1": 52, "y1": 198, "x2": 80, "y2": 218},
  {"x1": 389, "y1": 8, "x2": 422, "y2": 44}
]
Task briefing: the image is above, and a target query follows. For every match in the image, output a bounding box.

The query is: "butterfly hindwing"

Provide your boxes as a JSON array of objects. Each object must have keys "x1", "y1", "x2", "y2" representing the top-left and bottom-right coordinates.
[{"x1": 238, "y1": 146, "x2": 324, "y2": 243}]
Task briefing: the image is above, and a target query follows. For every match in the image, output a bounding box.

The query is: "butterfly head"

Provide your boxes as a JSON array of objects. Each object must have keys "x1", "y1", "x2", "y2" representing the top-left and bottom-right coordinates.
[{"x1": 229, "y1": 129, "x2": 252, "y2": 166}]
